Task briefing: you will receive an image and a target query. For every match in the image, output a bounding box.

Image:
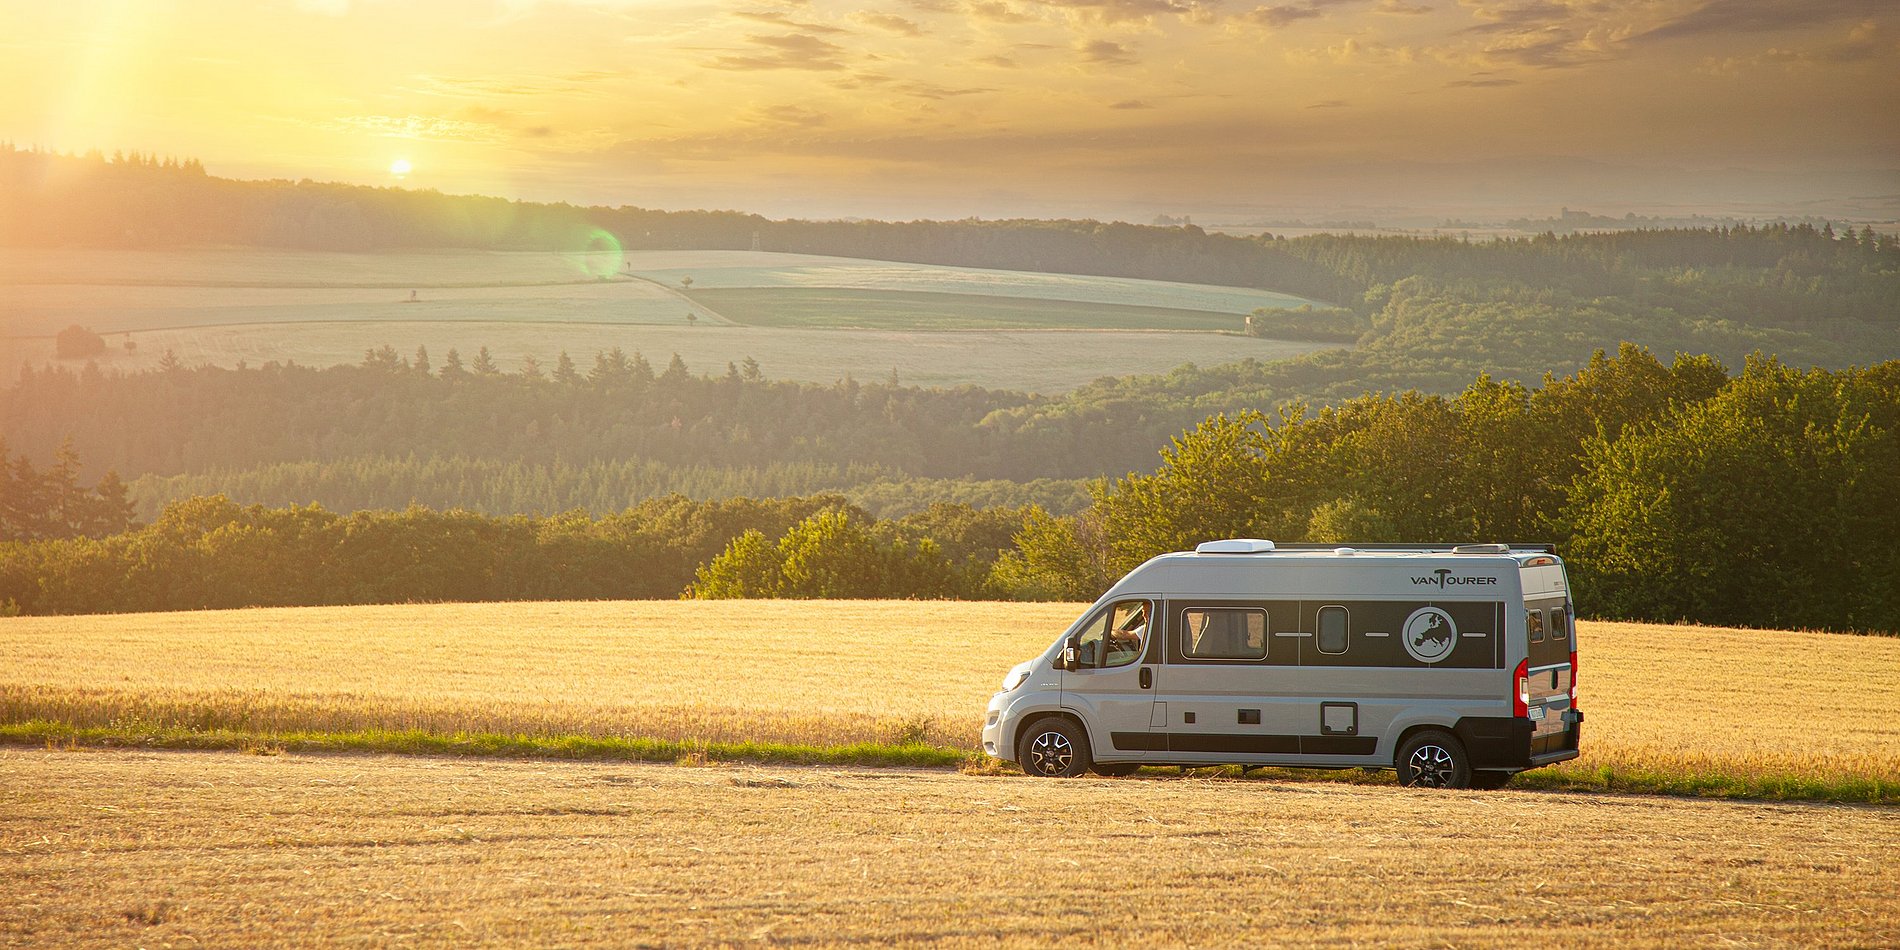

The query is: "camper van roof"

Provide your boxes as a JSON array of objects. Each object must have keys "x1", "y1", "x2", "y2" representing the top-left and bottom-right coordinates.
[{"x1": 1185, "y1": 540, "x2": 1557, "y2": 561}]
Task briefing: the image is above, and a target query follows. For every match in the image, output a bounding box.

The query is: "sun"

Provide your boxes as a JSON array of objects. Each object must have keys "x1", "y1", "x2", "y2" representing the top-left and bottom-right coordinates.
[{"x1": 389, "y1": 158, "x2": 413, "y2": 177}]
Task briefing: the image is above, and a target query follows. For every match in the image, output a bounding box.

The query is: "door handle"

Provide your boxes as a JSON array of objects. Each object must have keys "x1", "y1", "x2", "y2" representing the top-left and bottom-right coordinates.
[{"x1": 1139, "y1": 667, "x2": 1152, "y2": 689}]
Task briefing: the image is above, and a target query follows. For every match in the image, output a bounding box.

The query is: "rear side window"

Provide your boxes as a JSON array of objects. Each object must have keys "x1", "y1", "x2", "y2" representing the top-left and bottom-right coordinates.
[
  {"x1": 1316, "y1": 606, "x2": 1348, "y2": 655},
  {"x1": 1527, "y1": 609, "x2": 1546, "y2": 643},
  {"x1": 1182, "y1": 607, "x2": 1267, "y2": 660},
  {"x1": 1549, "y1": 607, "x2": 1570, "y2": 647}
]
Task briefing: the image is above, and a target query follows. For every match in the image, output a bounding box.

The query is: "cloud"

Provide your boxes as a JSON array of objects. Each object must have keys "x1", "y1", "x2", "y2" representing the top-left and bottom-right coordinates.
[
  {"x1": 329, "y1": 114, "x2": 506, "y2": 142},
  {"x1": 1377, "y1": 0, "x2": 1434, "y2": 13},
  {"x1": 900, "y1": 80, "x2": 995, "y2": 99},
  {"x1": 976, "y1": 53, "x2": 1021, "y2": 67},
  {"x1": 732, "y1": 10, "x2": 849, "y2": 34},
  {"x1": 707, "y1": 33, "x2": 850, "y2": 71},
  {"x1": 1458, "y1": 1, "x2": 1572, "y2": 35},
  {"x1": 1110, "y1": 99, "x2": 1153, "y2": 108},
  {"x1": 968, "y1": 1, "x2": 1035, "y2": 23},
  {"x1": 1641, "y1": 0, "x2": 1888, "y2": 43},
  {"x1": 1306, "y1": 98, "x2": 1349, "y2": 107},
  {"x1": 1445, "y1": 76, "x2": 1520, "y2": 85},
  {"x1": 1077, "y1": 38, "x2": 1138, "y2": 65},
  {"x1": 1245, "y1": 4, "x2": 1326, "y2": 28},
  {"x1": 1697, "y1": 20, "x2": 1899, "y2": 72},
  {"x1": 754, "y1": 104, "x2": 829, "y2": 127},
  {"x1": 854, "y1": 12, "x2": 925, "y2": 35},
  {"x1": 1038, "y1": 0, "x2": 1207, "y2": 24}
]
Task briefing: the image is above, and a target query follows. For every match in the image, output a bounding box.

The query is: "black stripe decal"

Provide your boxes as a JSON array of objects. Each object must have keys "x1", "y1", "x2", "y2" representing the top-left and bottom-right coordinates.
[{"x1": 1109, "y1": 732, "x2": 1379, "y2": 756}]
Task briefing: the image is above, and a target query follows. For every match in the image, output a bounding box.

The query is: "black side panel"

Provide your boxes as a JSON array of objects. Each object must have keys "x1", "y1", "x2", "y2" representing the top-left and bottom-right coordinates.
[
  {"x1": 1109, "y1": 731, "x2": 1168, "y2": 752},
  {"x1": 1151, "y1": 733, "x2": 1379, "y2": 756},
  {"x1": 1298, "y1": 735, "x2": 1378, "y2": 756},
  {"x1": 1455, "y1": 716, "x2": 1535, "y2": 769},
  {"x1": 1169, "y1": 733, "x2": 1300, "y2": 755}
]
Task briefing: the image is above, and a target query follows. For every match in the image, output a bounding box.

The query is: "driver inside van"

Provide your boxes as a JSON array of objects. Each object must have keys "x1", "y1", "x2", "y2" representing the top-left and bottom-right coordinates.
[{"x1": 1105, "y1": 603, "x2": 1148, "y2": 665}]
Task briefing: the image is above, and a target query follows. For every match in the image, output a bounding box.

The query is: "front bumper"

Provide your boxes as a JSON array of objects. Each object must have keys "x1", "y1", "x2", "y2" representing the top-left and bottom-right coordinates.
[{"x1": 981, "y1": 691, "x2": 1009, "y2": 760}]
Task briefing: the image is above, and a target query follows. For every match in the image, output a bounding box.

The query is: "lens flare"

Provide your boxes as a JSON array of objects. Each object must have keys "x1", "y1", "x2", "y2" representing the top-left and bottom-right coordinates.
[{"x1": 573, "y1": 227, "x2": 624, "y2": 279}]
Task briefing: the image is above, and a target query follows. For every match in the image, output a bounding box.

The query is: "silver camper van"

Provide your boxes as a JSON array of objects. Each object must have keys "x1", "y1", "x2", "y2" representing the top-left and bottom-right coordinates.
[{"x1": 981, "y1": 540, "x2": 1582, "y2": 789}]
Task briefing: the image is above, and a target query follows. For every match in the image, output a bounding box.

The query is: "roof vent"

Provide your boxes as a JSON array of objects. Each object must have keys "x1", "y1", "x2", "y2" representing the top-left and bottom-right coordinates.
[
  {"x1": 1452, "y1": 543, "x2": 1511, "y2": 554},
  {"x1": 1195, "y1": 538, "x2": 1276, "y2": 554}
]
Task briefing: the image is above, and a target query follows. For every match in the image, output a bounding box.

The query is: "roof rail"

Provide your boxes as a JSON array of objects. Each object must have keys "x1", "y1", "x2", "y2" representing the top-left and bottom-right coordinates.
[{"x1": 1267, "y1": 542, "x2": 1558, "y2": 554}]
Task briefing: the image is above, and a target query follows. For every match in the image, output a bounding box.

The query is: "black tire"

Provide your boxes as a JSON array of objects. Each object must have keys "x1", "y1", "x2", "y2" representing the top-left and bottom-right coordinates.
[
  {"x1": 1018, "y1": 718, "x2": 1092, "y2": 778},
  {"x1": 1090, "y1": 763, "x2": 1140, "y2": 777},
  {"x1": 1396, "y1": 730, "x2": 1472, "y2": 789},
  {"x1": 1469, "y1": 770, "x2": 1514, "y2": 790}
]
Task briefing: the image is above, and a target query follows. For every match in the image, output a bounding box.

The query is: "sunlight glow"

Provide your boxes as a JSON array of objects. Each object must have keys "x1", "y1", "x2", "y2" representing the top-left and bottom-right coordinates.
[{"x1": 389, "y1": 158, "x2": 412, "y2": 177}]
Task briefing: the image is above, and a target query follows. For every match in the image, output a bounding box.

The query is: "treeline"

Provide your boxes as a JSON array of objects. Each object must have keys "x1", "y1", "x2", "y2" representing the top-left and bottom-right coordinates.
[
  {"x1": 0, "y1": 146, "x2": 1347, "y2": 302},
  {"x1": 0, "y1": 439, "x2": 136, "y2": 541},
  {"x1": 126, "y1": 457, "x2": 1090, "y2": 521},
  {"x1": 0, "y1": 492, "x2": 1030, "y2": 614},
  {"x1": 999, "y1": 347, "x2": 1900, "y2": 632},
  {"x1": 7, "y1": 348, "x2": 1896, "y2": 631},
  {"x1": 9, "y1": 264, "x2": 1894, "y2": 500},
  {"x1": 10, "y1": 145, "x2": 1895, "y2": 329}
]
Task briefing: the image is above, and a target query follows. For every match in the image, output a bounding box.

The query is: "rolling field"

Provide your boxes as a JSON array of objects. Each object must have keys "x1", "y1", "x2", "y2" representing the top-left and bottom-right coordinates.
[
  {"x1": 0, "y1": 322, "x2": 1322, "y2": 393},
  {"x1": 1, "y1": 247, "x2": 1334, "y2": 389},
  {"x1": 625, "y1": 249, "x2": 1325, "y2": 313},
  {"x1": 3, "y1": 601, "x2": 1896, "y2": 800},
  {"x1": 3, "y1": 749, "x2": 1894, "y2": 948},
  {"x1": 683, "y1": 287, "x2": 1247, "y2": 330}
]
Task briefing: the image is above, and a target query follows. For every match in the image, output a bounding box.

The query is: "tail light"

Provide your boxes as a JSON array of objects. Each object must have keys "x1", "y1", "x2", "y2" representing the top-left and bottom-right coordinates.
[
  {"x1": 1512, "y1": 658, "x2": 1529, "y2": 718},
  {"x1": 1569, "y1": 650, "x2": 1579, "y2": 705}
]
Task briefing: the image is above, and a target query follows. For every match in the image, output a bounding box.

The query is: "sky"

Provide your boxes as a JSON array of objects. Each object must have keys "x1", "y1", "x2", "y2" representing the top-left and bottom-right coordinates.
[{"x1": 2, "y1": 0, "x2": 1896, "y2": 222}]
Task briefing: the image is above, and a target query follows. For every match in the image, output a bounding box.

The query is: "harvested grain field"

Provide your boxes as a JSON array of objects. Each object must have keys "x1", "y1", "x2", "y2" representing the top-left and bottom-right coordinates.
[
  {"x1": 1, "y1": 749, "x2": 1893, "y2": 948},
  {"x1": 3, "y1": 602, "x2": 1897, "y2": 798}
]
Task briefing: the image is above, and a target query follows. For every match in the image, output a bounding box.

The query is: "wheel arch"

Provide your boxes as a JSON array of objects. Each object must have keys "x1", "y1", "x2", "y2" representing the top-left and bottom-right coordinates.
[
  {"x1": 1389, "y1": 721, "x2": 1462, "y2": 767},
  {"x1": 1014, "y1": 710, "x2": 1093, "y2": 762}
]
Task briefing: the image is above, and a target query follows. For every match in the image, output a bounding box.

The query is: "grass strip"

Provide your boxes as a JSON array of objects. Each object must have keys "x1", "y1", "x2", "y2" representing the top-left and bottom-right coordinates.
[
  {"x1": 4, "y1": 720, "x2": 1892, "y2": 806},
  {"x1": 0, "y1": 721, "x2": 965, "y2": 770}
]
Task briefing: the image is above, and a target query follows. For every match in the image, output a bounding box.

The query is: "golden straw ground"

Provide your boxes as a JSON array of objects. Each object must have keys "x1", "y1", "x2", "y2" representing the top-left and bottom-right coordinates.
[
  {"x1": 2, "y1": 602, "x2": 1896, "y2": 794},
  {"x1": 1, "y1": 749, "x2": 1894, "y2": 948}
]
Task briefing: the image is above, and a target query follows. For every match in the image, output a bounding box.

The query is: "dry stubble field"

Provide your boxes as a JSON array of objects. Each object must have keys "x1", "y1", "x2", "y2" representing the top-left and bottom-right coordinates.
[
  {"x1": 4, "y1": 601, "x2": 1898, "y2": 796},
  {"x1": 3, "y1": 749, "x2": 1897, "y2": 948}
]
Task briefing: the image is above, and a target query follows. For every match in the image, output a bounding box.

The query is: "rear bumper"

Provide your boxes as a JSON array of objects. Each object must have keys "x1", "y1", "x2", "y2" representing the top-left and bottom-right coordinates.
[{"x1": 1456, "y1": 709, "x2": 1582, "y2": 772}]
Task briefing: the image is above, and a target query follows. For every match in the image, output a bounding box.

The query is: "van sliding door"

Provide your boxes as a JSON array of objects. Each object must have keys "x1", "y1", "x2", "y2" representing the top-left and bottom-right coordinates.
[{"x1": 1154, "y1": 601, "x2": 1304, "y2": 759}]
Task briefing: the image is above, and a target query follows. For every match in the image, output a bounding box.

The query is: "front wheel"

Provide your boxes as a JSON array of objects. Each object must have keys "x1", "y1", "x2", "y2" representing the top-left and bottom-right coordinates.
[
  {"x1": 1018, "y1": 718, "x2": 1092, "y2": 778},
  {"x1": 1396, "y1": 730, "x2": 1472, "y2": 789}
]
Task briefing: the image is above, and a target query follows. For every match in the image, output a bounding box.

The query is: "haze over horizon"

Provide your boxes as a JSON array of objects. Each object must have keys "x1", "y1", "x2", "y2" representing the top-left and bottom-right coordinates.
[{"x1": 4, "y1": 0, "x2": 1897, "y2": 223}]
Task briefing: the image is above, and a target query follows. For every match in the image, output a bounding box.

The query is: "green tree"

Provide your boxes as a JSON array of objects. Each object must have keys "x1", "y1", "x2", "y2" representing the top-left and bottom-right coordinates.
[{"x1": 1565, "y1": 357, "x2": 1900, "y2": 631}]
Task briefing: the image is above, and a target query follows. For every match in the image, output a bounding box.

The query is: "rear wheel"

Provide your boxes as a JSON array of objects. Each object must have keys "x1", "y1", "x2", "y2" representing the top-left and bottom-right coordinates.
[
  {"x1": 1396, "y1": 730, "x2": 1471, "y2": 789},
  {"x1": 1090, "y1": 763, "x2": 1140, "y2": 777},
  {"x1": 1469, "y1": 770, "x2": 1514, "y2": 790},
  {"x1": 1018, "y1": 718, "x2": 1092, "y2": 778}
]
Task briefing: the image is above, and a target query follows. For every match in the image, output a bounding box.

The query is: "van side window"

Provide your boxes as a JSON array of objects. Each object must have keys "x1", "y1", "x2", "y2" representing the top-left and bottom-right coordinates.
[
  {"x1": 1316, "y1": 606, "x2": 1348, "y2": 655},
  {"x1": 1103, "y1": 601, "x2": 1149, "y2": 667},
  {"x1": 1527, "y1": 609, "x2": 1545, "y2": 643},
  {"x1": 1077, "y1": 600, "x2": 1149, "y2": 669},
  {"x1": 1182, "y1": 607, "x2": 1267, "y2": 660},
  {"x1": 1549, "y1": 607, "x2": 1569, "y2": 647}
]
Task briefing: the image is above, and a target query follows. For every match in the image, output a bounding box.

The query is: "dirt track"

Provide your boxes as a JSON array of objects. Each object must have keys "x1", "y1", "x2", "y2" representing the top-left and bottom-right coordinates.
[{"x1": 3, "y1": 749, "x2": 1894, "y2": 947}]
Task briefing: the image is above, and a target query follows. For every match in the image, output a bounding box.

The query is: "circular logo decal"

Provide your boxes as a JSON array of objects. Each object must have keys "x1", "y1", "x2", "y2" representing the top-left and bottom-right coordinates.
[{"x1": 1401, "y1": 607, "x2": 1459, "y2": 664}]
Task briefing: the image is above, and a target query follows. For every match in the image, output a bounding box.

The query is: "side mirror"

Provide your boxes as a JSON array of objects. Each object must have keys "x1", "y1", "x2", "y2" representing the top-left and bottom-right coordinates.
[{"x1": 1060, "y1": 635, "x2": 1080, "y2": 671}]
